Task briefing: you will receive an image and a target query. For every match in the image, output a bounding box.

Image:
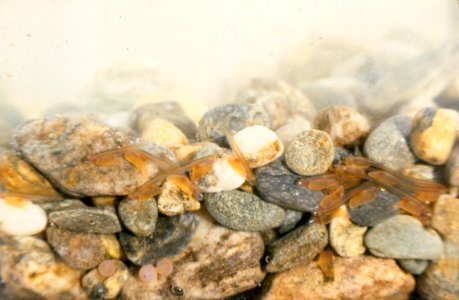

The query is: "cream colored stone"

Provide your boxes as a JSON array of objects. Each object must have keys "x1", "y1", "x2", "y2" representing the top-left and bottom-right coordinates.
[{"x1": 141, "y1": 118, "x2": 188, "y2": 149}]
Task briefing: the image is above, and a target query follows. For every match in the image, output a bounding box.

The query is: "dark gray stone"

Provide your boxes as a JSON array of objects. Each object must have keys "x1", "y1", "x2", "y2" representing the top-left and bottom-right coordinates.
[
  {"x1": 277, "y1": 209, "x2": 304, "y2": 234},
  {"x1": 118, "y1": 197, "x2": 158, "y2": 237}
]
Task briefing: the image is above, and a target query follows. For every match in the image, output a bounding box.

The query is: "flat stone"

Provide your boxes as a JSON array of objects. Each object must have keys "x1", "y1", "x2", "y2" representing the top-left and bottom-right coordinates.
[
  {"x1": 363, "y1": 115, "x2": 416, "y2": 171},
  {"x1": 205, "y1": 190, "x2": 285, "y2": 231},
  {"x1": 255, "y1": 158, "x2": 323, "y2": 212},
  {"x1": 365, "y1": 215, "x2": 444, "y2": 259},
  {"x1": 120, "y1": 213, "x2": 199, "y2": 265},
  {"x1": 329, "y1": 208, "x2": 367, "y2": 257},
  {"x1": 262, "y1": 256, "x2": 415, "y2": 300},
  {"x1": 432, "y1": 194, "x2": 459, "y2": 237},
  {"x1": 197, "y1": 103, "x2": 270, "y2": 145},
  {"x1": 266, "y1": 223, "x2": 328, "y2": 273},
  {"x1": 285, "y1": 129, "x2": 335, "y2": 176},
  {"x1": 49, "y1": 206, "x2": 121, "y2": 234},
  {"x1": 397, "y1": 259, "x2": 429, "y2": 275},
  {"x1": 81, "y1": 260, "x2": 129, "y2": 299},
  {"x1": 277, "y1": 209, "x2": 304, "y2": 234},
  {"x1": 118, "y1": 197, "x2": 158, "y2": 237}
]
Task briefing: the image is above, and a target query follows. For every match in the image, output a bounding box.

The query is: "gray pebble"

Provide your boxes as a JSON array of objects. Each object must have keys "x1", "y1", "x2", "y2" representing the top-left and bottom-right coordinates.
[
  {"x1": 118, "y1": 198, "x2": 158, "y2": 237},
  {"x1": 365, "y1": 215, "x2": 444, "y2": 259},
  {"x1": 397, "y1": 259, "x2": 429, "y2": 275},
  {"x1": 255, "y1": 159, "x2": 323, "y2": 212},
  {"x1": 266, "y1": 222, "x2": 328, "y2": 273},
  {"x1": 285, "y1": 129, "x2": 335, "y2": 176},
  {"x1": 347, "y1": 189, "x2": 400, "y2": 227},
  {"x1": 363, "y1": 115, "x2": 416, "y2": 171},
  {"x1": 48, "y1": 206, "x2": 121, "y2": 234},
  {"x1": 197, "y1": 103, "x2": 270, "y2": 144},
  {"x1": 119, "y1": 213, "x2": 199, "y2": 265},
  {"x1": 205, "y1": 190, "x2": 285, "y2": 231},
  {"x1": 277, "y1": 209, "x2": 304, "y2": 234}
]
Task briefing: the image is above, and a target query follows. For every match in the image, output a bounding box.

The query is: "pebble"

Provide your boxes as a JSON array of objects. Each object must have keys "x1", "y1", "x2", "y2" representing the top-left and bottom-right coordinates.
[
  {"x1": 301, "y1": 82, "x2": 358, "y2": 111},
  {"x1": 130, "y1": 101, "x2": 198, "y2": 141},
  {"x1": 262, "y1": 256, "x2": 415, "y2": 300},
  {"x1": 275, "y1": 119, "x2": 311, "y2": 147},
  {"x1": 312, "y1": 106, "x2": 371, "y2": 147},
  {"x1": 118, "y1": 197, "x2": 158, "y2": 237},
  {"x1": 205, "y1": 190, "x2": 285, "y2": 231},
  {"x1": 46, "y1": 227, "x2": 108, "y2": 270},
  {"x1": 432, "y1": 194, "x2": 459, "y2": 237},
  {"x1": 401, "y1": 163, "x2": 444, "y2": 181},
  {"x1": 0, "y1": 196, "x2": 47, "y2": 236},
  {"x1": 410, "y1": 107, "x2": 459, "y2": 165},
  {"x1": 12, "y1": 116, "x2": 174, "y2": 197},
  {"x1": 48, "y1": 205, "x2": 122, "y2": 234},
  {"x1": 157, "y1": 175, "x2": 201, "y2": 216},
  {"x1": 255, "y1": 158, "x2": 323, "y2": 212},
  {"x1": 365, "y1": 215, "x2": 444, "y2": 259},
  {"x1": 233, "y1": 125, "x2": 283, "y2": 168},
  {"x1": 197, "y1": 103, "x2": 270, "y2": 144},
  {"x1": 363, "y1": 115, "x2": 416, "y2": 171},
  {"x1": 285, "y1": 129, "x2": 335, "y2": 176},
  {"x1": 120, "y1": 213, "x2": 199, "y2": 265},
  {"x1": 397, "y1": 259, "x2": 429, "y2": 275},
  {"x1": 235, "y1": 77, "x2": 316, "y2": 129},
  {"x1": 277, "y1": 209, "x2": 304, "y2": 234},
  {"x1": 329, "y1": 207, "x2": 367, "y2": 257},
  {"x1": 266, "y1": 222, "x2": 328, "y2": 273},
  {"x1": 446, "y1": 142, "x2": 459, "y2": 186},
  {"x1": 347, "y1": 189, "x2": 400, "y2": 227},
  {"x1": 0, "y1": 236, "x2": 85, "y2": 300},
  {"x1": 81, "y1": 260, "x2": 129, "y2": 299},
  {"x1": 141, "y1": 118, "x2": 189, "y2": 149},
  {"x1": 172, "y1": 142, "x2": 216, "y2": 162}
]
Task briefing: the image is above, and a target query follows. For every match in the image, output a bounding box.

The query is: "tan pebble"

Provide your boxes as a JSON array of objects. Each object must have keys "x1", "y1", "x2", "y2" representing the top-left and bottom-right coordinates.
[
  {"x1": 82, "y1": 260, "x2": 129, "y2": 299},
  {"x1": 158, "y1": 178, "x2": 200, "y2": 216},
  {"x1": 446, "y1": 142, "x2": 459, "y2": 186},
  {"x1": 141, "y1": 118, "x2": 189, "y2": 149},
  {"x1": 92, "y1": 196, "x2": 118, "y2": 207},
  {"x1": 329, "y1": 207, "x2": 367, "y2": 257}
]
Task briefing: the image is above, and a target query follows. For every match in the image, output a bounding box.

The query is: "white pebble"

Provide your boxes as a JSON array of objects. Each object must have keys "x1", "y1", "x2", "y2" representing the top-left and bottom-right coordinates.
[
  {"x1": 233, "y1": 125, "x2": 284, "y2": 168},
  {"x1": 0, "y1": 197, "x2": 47, "y2": 236},
  {"x1": 193, "y1": 157, "x2": 246, "y2": 193}
]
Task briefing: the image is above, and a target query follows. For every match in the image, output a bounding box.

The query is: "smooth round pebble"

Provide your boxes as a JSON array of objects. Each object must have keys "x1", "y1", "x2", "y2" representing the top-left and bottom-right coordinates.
[
  {"x1": 205, "y1": 190, "x2": 285, "y2": 231},
  {"x1": 410, "y1": 107, "x2": 459, "y2": 165},
  {"x1": 275, "y1": 120, "x2": 311, "y2": 147},
  {"x1": 141, "y1": 118, "x2": 189, "y2": 149},
  {"x1": 0, "y1": 197, "x2": 47, "y2": 236},
  {"x1": 397, "y1": 259, "x2": 429, "y2": 275},
  {"x1": 285, "y1": 129, "x2": 335, "y2": 176},
  {"x1": 118, "y1": 198, "x2": 158, "y2": 237}
]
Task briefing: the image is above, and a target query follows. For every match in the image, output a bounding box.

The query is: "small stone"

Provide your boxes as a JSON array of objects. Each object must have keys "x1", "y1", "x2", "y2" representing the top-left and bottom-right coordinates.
[
  {"x1": 120, "y1": 213, "x2": 199, "y2": 265},
  {"x1": 233, "y1": 125, "x2": 283, "y2": 168},
  {"x1": 432, "y1": 194, "x2": 459, "y2": 237},
  {"x1": 235, "y1": 78, "x2": 316, "y2": 129},
  {"x1": 312, "y1": 106, "x2": 371, "y2": 147},
  {"x1": 363, "y1": 115, "x2": 416, "y2": 171},
  {"x1": 285, "y1": 129, "x2": 335, "y2": 176},
  {"x1": 205, "y1": 190, "x2": 285, "y2": 232},
  {"x1": 329, "y1": 207, "x2": 367, "y2": 257},
  {"x1": 141, "y1": 118, "x2": 189, "y2": 149},
  {"x1": 255, "y1": 158, "x2": 323, "y2": 212},
  {"x1": 118, "y1": 197, "x2": 158, "y2": 237},
  {"x1": 410, "y1": 107, "x2": 459, "y2": 165},
  {"x1": 365, "y1": 215, "x2": 444, "y2": 259},
  {"x1": 397, "y1": 259, "x2": 429, "y2": 275},
  {"x1": 401, "y1": 163, "x2": 444, "y2": 181},
  {"x1": 301, "y1": 82, "x2": 358, "y2": 111},
  {"x1": 46, "y1": 227, "x2": 108, "y2": 270},
  {"x1": 0, "y1": 196, "x2": 47, "y2": 236},
  {"x1": 173, "y1": 142, "x2": 215, "y2": 162},
  {"x1": 157, "y1": 177, "x2": 200, "y2": 216},
  {"x1": 197, "y1": 103, "x2": 270, "y2": 144},
  {"x1": 275, "y1": 120, "x2": 311, "y2": 147},
  {"x1": 446, "y1": 142, "x2": 459, "y2": 186},
  {"x1": 82, "y1": 260, "x2": 129, "y2": 299},
  {"x1": 130, "y1": 101, "x2": 198, "y2": 141},
  {"x1": 266, "y1": 223, "x2": 328, "y2": 273},
  {"x1": 277, "y1": 209, "x2": 304, "y2": 234},
  {"x1": 0, "y1": 236, "x2": 85, "y2": 300},
  {"x1": 263, "y1": 256, "x2": 415, "y2": 300},
  {"x1": 347, "y1": 189, "x2": 400, "y2": 227},
  {"x1": 48, "y1": 206, "x2": 122, "y2": 234}
]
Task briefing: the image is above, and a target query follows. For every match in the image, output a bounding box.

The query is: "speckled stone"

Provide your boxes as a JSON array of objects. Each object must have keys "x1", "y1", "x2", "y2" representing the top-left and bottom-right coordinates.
[
  {"x1": 197, "y1": 103, "x2": 270, "y2": 144},
  {"x1": 432, "y1": 194, "x2": 459, "y2": 237},
  {"x1": 157, "y1": 176, "x2": 201, "y2": 216},
  {"x1": 141, "y1": 118, "x2": 189, "y2": 149},
  {"x1": 446, "y1": 142, "x2": 459, "y2": 187},
  {"x1": 235, "y1": 77, "x2": 316, "y2": 129},
  {"x1": 120, "y1": 213, "x2": 199, "y2": 265},
  {"x1": 118, "y1": 197, "x2": 158, "y2": 237},
  {"x1": 275, "y1": 120, "x2": 311, "y2": 147},
  {"x1": 48, "y1": 206, "x2": 121, "y2": 234},
  {"x1": 205, "y1": 190, "x2": 285, "y2": 231},
  {"x1": 410, "y1": 107, "x2": 458, "y2": 165},
  {"x1": 347, "y1": 189, "x2": 400, "y2": 227},
  {"x1": 255, "y1": 158, "x2": 323, "y2": 212},
  {"x1": 363, "y1": 115, "x2": 416, "y2": 171},
  {"x1": 263, "y1": 256, "x2": 415, "y2": 300},
  {"x1": 285, "y1": 129, "x2": 335, "y2": 176},
  {"x1": 266, "y1": 223, "x2": 328, "y2": 273},
  {"x1": 365, "y1": 215, "x2": 444, "y2": 259},
  {"x1": 81, "y1": 260, "x2": 129, "y2": 299},
  {"x1": 277, "y1": 209, "x2": 304, "y2": 234},
  {"x1": 313, "y1": 106, "x2": 371, "y2": 147},
  {"x1": 329, "y1": 208, "x2": 367, "y2": 257},
  {"x1": 397, "y1": 259, "x2": 429, "y2": 275}
]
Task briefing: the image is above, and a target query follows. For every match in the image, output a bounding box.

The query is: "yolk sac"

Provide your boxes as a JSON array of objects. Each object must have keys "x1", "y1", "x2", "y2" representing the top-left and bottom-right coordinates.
[
  {"x1": 138, "y1": 264, "x2": 157, "y2": 283},
  {"x1": 98, "y1": 259, "x2": 117, "y2": 277},
  {"x1": 156, "y1": 258, "x2": 174, "y2": 278}
]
